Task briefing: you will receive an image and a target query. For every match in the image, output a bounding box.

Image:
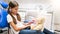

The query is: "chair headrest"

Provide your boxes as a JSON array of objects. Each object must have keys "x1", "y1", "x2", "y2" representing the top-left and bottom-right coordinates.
[{"x1": 0, "y1": 1, "x2": 8, "y2": 8}]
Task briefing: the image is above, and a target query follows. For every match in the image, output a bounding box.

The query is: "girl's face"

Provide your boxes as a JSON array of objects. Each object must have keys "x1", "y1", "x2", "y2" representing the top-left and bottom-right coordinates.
[{"x1": 11, "y1": 6, "x2": 18, "y2": 15}]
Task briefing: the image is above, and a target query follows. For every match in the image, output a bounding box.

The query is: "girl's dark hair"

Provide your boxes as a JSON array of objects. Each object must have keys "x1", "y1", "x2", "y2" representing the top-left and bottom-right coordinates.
[{"x1": 8, "y1": 1, "x2": 21, "y2": 24}]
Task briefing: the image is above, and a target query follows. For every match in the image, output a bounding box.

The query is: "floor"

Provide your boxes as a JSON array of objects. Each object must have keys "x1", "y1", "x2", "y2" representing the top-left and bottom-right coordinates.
[
  {"x1": 54, "y1": 23, "x2": 60, "y2": 34},
  {"x1": 0, "y1": 31, "x2": 8, "y2": 34}
]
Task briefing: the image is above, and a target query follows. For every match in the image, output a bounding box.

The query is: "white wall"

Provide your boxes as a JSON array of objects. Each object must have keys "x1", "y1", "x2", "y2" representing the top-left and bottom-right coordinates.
[{"x1": 51, "y1": 0, "x2": 60, "y2": 24}]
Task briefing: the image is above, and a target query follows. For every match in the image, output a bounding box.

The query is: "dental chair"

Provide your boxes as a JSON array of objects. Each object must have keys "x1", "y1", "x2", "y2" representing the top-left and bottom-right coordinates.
[{"x1": 0, "y1": 0, "x2": 8, "y2": 33}]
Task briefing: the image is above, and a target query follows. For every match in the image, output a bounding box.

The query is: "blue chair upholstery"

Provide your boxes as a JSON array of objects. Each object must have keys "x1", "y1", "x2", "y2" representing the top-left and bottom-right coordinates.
[
  {"x1": 0, "y1": 1, "x2": 8, "y2": 28},
  {"x1": 0, "y1": 1, "x2": 8, "y2": 8},
  {"x1": 0, "y1": 9, "x2": 8, "y2": 28}
]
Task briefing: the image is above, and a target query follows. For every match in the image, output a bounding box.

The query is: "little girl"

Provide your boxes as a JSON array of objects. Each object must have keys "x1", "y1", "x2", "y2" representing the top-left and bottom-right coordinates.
[{"x1": 7, "y1": 1, "x2": 29, "y2": 34}]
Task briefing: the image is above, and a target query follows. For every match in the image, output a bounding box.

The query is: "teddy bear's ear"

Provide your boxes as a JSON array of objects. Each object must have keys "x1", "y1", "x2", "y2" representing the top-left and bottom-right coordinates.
[{"x1": 37, "y1": 17, "x2": 45, "y2": 24}]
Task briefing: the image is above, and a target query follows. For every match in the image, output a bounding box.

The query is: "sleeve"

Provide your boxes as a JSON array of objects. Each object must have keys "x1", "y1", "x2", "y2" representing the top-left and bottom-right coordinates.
[{"x1": 7, "y1": 14, "x2": 13, "y2": 23}]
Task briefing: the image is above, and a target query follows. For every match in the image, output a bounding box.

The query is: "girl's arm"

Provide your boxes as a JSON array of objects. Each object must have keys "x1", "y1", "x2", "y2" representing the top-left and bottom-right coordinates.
[{"x1": 10, "y1": 21, "x2": 29, "y2": 32}]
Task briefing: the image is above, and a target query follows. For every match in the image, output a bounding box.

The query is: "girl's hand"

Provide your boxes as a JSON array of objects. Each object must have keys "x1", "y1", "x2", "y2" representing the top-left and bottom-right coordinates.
[
  {"x1": 23, "y1": 23, "x2": 31, "y2": 26},
  {"x1": 23, "y1": 23, "x2": 31, "y2": 28},
  {"x1": 21, "y1": 25, "x2": 30, "y2": 29}
]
